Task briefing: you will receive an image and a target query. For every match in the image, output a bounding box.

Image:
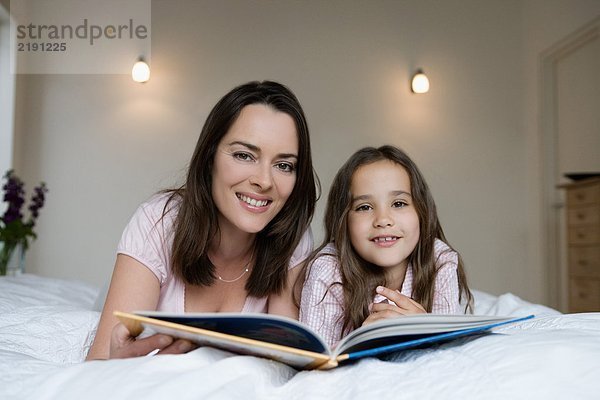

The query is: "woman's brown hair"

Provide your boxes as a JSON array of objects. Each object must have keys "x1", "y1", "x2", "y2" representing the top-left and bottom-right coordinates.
[
  {"x1": 304, "y1": 145, "x2": 472, "y2": 335},
  {"x1": 165, "y1": 81, "x2": 318, "y2": 297}
]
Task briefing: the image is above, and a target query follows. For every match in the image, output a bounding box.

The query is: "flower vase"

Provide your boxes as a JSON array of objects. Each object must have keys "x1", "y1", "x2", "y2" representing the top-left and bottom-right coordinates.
[{"x1": 0, "y1": 241, "x2": 26, "y2": 276}]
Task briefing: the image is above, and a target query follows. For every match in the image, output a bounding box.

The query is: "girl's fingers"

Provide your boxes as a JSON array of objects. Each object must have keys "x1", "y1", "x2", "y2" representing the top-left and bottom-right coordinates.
[
  {"x1": 362, "y1": 309, "x2": 404, "y2": 326},
  {"x1": 364, "y1": 287, "x2": 427, "y2": 328},
  {"x1": 371, "y1": 302, "x2": 403, "y2": 313},
  {"x1": 375, "y1": 286, "x2": 426, "y2": 313},
  {"x1": 375, "y1": 286, "x2": 411, "y2": 308},
  {"x1": 405, "y1": 296, "x2": 426, "y2": 313},
  {"x1": 370, "y1": 303, "x2": 412, "y2": 316},
  {"x1": 362, "y1": 312, "x2": 387, "y2": 326}
]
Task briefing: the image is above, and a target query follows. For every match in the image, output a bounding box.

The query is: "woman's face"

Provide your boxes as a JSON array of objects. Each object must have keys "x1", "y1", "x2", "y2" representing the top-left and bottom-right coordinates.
[{"x1": 212, "y1": 104, "x2": 299, "y2": 236}]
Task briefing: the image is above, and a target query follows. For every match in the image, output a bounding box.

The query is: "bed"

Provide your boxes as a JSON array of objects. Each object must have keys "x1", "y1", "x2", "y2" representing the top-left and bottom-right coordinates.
[{"x1": 1, "y1": 274, "x2": 599, "y2": 400}]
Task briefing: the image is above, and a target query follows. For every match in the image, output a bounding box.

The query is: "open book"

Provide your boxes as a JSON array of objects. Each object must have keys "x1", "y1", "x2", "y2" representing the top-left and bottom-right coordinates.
[{"x1": 115, "y1": 311, "x2": 534, "y2": 370}]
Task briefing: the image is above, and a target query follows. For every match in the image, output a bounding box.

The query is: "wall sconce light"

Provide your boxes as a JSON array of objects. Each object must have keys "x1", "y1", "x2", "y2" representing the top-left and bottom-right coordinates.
[
  {"x1": 411, "y1": 69, "x2": 429, "y2": 94},
  {"x1": 132, "y1": 58, "x2": 150, "y2": 83}
]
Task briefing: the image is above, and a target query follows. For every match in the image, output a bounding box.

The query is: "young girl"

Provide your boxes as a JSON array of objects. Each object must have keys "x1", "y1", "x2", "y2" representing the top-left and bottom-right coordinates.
[{"x1": 299, "y1": 145, "x2": 472, "y2": 348}]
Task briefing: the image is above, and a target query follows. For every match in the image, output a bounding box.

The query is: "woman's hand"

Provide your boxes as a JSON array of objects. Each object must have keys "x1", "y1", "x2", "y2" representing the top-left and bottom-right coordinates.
[
  {"x1": 87, "y1": 256, "x2": 199, "y2": 360},
  {"x1": 362, "y1": 286, "x2": 426, "y2": 327},
  {"x1": 109, "y1": 323, "x2": 197, "y2": 359}
]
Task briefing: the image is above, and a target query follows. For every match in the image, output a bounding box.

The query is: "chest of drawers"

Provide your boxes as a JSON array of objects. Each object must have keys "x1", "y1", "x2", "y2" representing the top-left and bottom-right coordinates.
[{"x1": 561, "y1": 177, "x2": 600, "y2": 312}]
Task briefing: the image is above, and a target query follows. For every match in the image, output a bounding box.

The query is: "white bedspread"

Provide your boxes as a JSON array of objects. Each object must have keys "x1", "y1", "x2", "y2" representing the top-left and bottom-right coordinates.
[{"x1": 1, "y1": 274, "x2": 599, "y2": 400}]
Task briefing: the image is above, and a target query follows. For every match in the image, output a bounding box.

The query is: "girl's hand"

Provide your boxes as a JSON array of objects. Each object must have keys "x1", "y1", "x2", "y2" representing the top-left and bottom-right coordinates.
[
  {"x1": 109, "y1": 323, "x2": 197, "y2": 359},
  {"x1": 362, "y1": 286, "x2": 426, "y2": 327}
]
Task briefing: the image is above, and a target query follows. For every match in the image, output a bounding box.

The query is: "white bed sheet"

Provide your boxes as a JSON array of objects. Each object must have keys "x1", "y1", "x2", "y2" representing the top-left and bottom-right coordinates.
[{"x1": 1, "y1": 274, "x2": 599, "y2": 400}]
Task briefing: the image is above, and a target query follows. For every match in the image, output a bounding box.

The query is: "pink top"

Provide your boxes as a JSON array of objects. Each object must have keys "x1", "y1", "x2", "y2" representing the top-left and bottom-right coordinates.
[
  {"x1": 117, "y1": 194, "x2": 313, "y2": 313},
  {"x1": 299, "y1": 239, "x2": 461, "y2": 348}
]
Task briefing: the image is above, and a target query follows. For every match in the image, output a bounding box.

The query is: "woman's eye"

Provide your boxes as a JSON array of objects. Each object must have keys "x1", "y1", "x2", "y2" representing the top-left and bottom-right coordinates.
[
  {"x1": 276, "y1": 162, "x2": 295, "y2": 173},
  {"x1": 355, "y1": 204, "x2": 372, "y2": 212},
  {"x1": 233, "y1": 152, "x2": 254, "y2": 162},
  {"x1": 393, "y1": 200, "x2": 408, "y2": 208}
]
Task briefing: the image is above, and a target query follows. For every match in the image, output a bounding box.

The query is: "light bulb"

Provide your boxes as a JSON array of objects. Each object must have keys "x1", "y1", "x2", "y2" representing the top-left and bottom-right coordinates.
[
  {"x1": 411, "y1": 70, "x2": 429, "y2": 94},
  {"x1": 132, "y1": 60, "x2": 150, "y2": 83}
]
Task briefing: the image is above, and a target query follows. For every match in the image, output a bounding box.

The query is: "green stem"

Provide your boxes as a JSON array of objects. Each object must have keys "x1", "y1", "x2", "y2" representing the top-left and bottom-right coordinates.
[{"x1": 0, "y1": 242, "x2": 17, "y2": 276}]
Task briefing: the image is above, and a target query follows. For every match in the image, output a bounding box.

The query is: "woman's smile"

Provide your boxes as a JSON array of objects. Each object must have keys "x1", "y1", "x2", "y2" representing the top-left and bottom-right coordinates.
[{"x1": 236, "y1": 193, "x2": 272, "y2": 211}]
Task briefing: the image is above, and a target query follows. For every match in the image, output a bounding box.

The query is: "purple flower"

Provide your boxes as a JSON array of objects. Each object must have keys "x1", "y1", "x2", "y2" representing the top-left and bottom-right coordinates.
[
  {"x1": 1, "y1": 170, "x2": 26, "y2": 225},
  {"x1": 28, "y1": 183, "x2": 48, "y2": 225},
  {"x1": 0, "y1": 170, "x2": 48, "y2": 247}
]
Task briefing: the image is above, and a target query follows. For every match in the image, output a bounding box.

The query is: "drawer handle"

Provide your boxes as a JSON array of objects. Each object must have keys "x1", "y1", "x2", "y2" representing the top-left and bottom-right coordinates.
[
  {"x1": 576, "y1": 193, "x2": 586, "y2": 201},
  {"x1": 577, "y1": 232, "x2": 586, "y2": 239},
  {"x1": 578, "y1": 260, "x2": 588, "y2": 266},
  {"x1": 577, "y1": 213, "x2": 585, "y2": 220}
]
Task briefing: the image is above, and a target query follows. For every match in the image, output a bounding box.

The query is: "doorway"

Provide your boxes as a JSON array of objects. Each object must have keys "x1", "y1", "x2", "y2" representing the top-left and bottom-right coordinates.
[{"x1": 540, "y1": 17, "x2": 600, "y2": 311}]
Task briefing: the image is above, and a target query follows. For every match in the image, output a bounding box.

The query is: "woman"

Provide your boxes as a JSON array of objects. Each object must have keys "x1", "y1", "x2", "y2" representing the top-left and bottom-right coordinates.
[{"x1": 87, "y1": 81, "x2": 318, "y2": 360}]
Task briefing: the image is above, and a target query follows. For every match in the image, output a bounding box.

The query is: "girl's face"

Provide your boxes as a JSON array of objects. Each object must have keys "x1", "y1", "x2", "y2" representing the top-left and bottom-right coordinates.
[
  {"x1": 211, "y1": 104, "x2": 298, "y2": 236},
  {"x1": 347, "y1": 160, "x2": 420, "y2": 276}
]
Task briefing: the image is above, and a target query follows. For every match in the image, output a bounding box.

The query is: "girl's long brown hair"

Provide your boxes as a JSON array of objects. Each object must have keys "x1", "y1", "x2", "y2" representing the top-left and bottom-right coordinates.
[
  {"x1": 303, "y1": 145, "x2": 472, "y2": 336},
  {"x1": 165, "y1": 81, "x2": 318, "y2": 297}
]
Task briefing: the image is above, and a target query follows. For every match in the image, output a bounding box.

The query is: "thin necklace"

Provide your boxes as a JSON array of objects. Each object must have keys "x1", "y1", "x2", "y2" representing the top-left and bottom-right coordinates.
[{"x1": 216, "y1": 260, "x2": 251, "y2": 283}]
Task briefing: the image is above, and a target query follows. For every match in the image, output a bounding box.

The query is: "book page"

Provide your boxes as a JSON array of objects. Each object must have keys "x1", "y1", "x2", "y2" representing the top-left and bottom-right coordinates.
[{"x1": 334, "y1": 314, "x2": 524, "y2": 356}]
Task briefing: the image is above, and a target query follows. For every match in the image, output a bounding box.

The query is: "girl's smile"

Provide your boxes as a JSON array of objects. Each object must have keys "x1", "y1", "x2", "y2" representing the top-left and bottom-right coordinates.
[{"x1": 371, "y1": 235, "x2": 401, "y2": 247}]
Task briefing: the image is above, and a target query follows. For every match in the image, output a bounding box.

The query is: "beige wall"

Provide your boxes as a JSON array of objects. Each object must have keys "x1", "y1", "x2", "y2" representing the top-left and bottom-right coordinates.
[{"x1": 10, "y1": 0, "x2": 600, "y2": 306}]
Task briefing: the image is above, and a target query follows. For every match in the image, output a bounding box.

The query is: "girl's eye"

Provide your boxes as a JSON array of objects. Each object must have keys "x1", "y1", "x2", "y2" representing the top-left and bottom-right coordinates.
[
  {"x1": 355, "y1": 204, "x2": 372, "y2": 212},
  {"x1": 275, "y1": 162, "x2": 296, "y2": 173},
  {"x1": 393, "y1": 200, "x2": 408, "y2": 208},
  {"x1": 233, "y1": 152, "x2": 254, "y2": 162}
]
